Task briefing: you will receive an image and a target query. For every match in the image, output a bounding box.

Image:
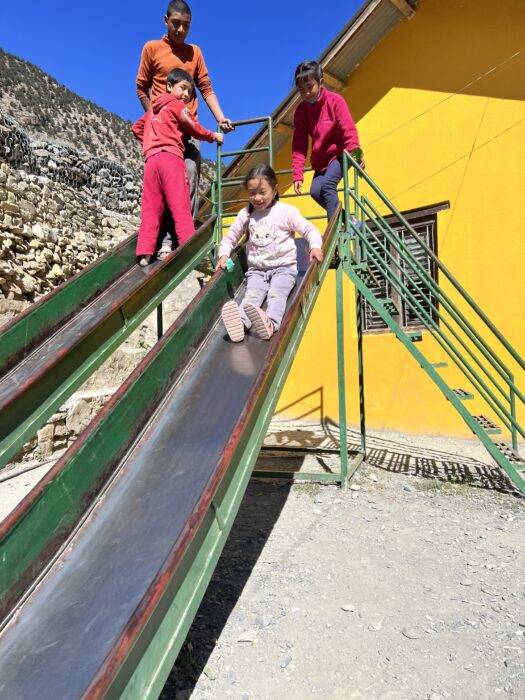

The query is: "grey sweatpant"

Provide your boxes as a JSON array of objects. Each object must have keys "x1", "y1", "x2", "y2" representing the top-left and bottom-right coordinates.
[{"x1": 240, "y1": 267, "x2": 297, "y2": 331}]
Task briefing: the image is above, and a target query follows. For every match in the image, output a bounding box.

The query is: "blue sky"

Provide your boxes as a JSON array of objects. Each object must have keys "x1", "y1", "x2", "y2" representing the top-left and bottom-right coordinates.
[{"x1": 0, "y1": 0, "x2": 361, "y2": 160}]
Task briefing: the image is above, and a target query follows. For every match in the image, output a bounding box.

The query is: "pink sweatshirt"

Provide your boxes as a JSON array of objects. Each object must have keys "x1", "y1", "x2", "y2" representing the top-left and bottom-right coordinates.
[
  {"x1": 218, "y1": 201, "x2": 323, "y2": 271},
  {"x1": 292, "y1": 87, "x2": 360, "y2": 182},
  {"x1": 131, "y1": 93, "x2": 218, "y2": 161}
]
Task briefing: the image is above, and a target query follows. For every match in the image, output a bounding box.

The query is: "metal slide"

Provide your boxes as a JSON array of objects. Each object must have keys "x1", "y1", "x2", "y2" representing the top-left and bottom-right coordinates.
[{"x1": 0, "y1": 216, "x2": 339, "y2": 699}]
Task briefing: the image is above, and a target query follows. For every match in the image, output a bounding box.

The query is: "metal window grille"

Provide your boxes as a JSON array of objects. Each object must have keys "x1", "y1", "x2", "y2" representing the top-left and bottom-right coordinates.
[{"x1": 361, "y1": 211, "x2": 439, "y2": 334}]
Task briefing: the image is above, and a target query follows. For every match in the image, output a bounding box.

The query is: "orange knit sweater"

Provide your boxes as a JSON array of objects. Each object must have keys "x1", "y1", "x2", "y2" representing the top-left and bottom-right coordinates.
[{"x1": 136, "y1": 35, "x2": 214, "y2": 116}]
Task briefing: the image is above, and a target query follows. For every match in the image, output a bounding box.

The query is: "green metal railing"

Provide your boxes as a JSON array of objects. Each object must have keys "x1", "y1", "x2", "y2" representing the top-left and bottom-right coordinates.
[{"x1": 342, "y1": 151, "x2": 525, "y2": 492}]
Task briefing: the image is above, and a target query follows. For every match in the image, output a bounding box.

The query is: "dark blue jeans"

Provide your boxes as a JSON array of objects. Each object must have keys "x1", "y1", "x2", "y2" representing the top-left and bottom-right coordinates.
[{"x1": 310, "y1": 157, "x2": 343, "y2": 220}]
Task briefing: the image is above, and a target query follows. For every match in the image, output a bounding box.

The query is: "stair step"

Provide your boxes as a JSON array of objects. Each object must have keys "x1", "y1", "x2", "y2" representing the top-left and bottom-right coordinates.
[
  {"x1": 431, "y1": 362, "x2": 448, "y2": 368},
  {"x1": 492, "y1": 442, "x2": 525, "y2": 467},
  {"x1": 473, "y1": 415, "x2": 502, "y2": 435},
  {"x1": 381, "y1": 299, "x2": 398, "y2": 316},
  {"x1": 353, "y1": 262, "x2": 380, "y2": 287},
  {"x1": 452, "y1": 388, "x2": 474, "y2": 400}
]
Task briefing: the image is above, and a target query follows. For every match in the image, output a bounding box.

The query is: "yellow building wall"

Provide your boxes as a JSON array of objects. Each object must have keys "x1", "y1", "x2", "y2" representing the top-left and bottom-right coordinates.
[{"x1": 275, "y1": 0, "x2": 525, "y2": 437}]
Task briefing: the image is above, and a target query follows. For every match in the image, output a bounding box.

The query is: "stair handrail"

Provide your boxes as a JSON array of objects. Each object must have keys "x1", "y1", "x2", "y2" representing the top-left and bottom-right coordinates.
[
  {"x1": 347, "y1": 214, "x2": 524, "y2": 439},
  {"x1": 342, "y1": 151, "x2": 525, "y2": 374},
  {"x1": 345, "y1": 189, "x2": 525, "y2": 410}
]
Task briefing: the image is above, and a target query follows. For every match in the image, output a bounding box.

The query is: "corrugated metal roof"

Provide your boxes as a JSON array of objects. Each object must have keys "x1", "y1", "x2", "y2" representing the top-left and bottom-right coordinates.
[{"x1": 201, "y1": 0, "x2": 417, "y2": 217}]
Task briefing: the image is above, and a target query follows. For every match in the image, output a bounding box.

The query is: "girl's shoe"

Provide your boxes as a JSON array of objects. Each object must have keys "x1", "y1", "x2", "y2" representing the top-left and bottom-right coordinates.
[
  {"x1": 138, "y1": 255, "x2": 151, "y2": 267},
  {"x1": 244, "y1": 304, "x2": 274, "y2": 340},
  {"x1": 157, "y1": 245, "x2": 172, "y2": 261},
  {"x1": 221, "y1": 300, "x2": 245, "y2": 342}
]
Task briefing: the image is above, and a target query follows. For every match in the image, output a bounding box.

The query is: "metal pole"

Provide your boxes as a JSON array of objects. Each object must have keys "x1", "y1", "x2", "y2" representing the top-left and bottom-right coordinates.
[
  {"x1": 268, "y1": 116, "x2": 273, "y2": 167},
  {"x1": 356, "y1": 288, "x2": 366, "y2": 454},
  {"x1": 510, "y1": 380, "x2": 518, "y2": 450},
  {"x1": 157, "y1": 302, "x2": 163, "y2": 341},
  {"x1": 216, "y1": 130, "x2": 223, "y2": 250},
  {"x1": 336, "y1": 229, "x2": 349, "y2": 489}
]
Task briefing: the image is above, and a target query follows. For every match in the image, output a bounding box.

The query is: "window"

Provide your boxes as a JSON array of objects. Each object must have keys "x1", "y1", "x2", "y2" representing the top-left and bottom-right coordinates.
[{"x1": 360, "y1": 202, "x2": 449, "y2": 334}]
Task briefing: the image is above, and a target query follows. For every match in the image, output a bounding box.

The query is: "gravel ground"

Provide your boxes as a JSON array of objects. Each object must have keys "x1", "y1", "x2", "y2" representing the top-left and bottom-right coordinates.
[
  {"x1": 1, "y1": 419, "x2": 523, "y2": 699},
  {"x1": 160, "y1": 422, "x2": 525, "y2": 700}
]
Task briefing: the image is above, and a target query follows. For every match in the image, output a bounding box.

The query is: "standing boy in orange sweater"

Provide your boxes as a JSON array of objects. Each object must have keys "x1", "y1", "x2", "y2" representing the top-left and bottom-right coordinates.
[{"x1": 136, "y1": 0, "x2": 233, "y2": 256}]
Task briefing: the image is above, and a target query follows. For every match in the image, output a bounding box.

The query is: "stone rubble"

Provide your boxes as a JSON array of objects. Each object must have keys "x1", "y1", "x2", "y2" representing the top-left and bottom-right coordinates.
[{"x1": 0, "y1": 111, "x2": 141, "y2": 303}]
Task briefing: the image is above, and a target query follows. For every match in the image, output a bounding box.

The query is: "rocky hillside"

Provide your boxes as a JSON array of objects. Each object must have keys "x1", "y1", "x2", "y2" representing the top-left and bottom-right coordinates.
[
  {"x1": 0, "y1": 48, "x2": 216, "y2": 184},
  {"x1": 0, "y1": 49, "x2": 142, "y2": 172}
]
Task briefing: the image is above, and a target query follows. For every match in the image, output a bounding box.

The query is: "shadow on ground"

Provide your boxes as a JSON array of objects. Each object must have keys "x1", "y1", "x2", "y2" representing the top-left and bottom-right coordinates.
[
  {"x1": 266, "y1": 416, "x2": 516, "y2": 492},
  {"x1": 160, "y1": 480, "x2": 291, "y2": 699}
]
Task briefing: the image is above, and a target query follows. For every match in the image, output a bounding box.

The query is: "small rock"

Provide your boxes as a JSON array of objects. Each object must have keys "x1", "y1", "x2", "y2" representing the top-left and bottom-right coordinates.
[
  {"x1": 340, "y1": 604, "x2": 355, "y2": 612},
  {"x1": 404, "y1": 484, "x2": 414, "y2": 492},
  {"x1": 350, "y1": 484, "x2": 361, "y2": 491},
  {"x1": 280, "y1": 655, "x2": 292, "y2": 669},
  {"x1": 368, "y1": 473, "x2": 378, "y2": 482},
  {"x1": 401, "y1": 628, "x2": 421, "y2": 639},
  {"x1": 203, "y1": 664, "x2": 216, "y2": 680},
  {"x1": 460, "y1": 579, "x2": 473, "y2": 587},
  {"x1": 314, "y1": 495, "x2": 323, "y2": 504},
  {"x1": 227, "y1": 670, "x2": 237, "y2": 684},
  {"x1": 368, "y1": 621, "x2": 382, "y2": 632}
]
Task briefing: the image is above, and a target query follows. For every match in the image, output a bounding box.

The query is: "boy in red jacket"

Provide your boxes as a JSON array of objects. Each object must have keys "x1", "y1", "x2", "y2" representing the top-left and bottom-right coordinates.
[{"x1": 132, "y1": 68, "x2": 224, "y2": 266}]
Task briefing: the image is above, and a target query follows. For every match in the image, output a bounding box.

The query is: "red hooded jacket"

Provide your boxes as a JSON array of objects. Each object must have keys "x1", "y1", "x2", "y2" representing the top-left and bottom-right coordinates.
[
  {"x1": 132, "y1": 93, "x2": 218, "y2": 161},
  {"x1": 292, "y1": 87, "x2": 360, "y2": 181}
]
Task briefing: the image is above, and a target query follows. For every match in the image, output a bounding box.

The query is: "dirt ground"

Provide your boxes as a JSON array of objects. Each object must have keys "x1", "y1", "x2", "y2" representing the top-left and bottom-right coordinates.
[
  {"x1": 1, "y1": 419, "x2": 524, "y2": 699},
  {"x1": 159, "y1": 421, "x2": 525, "y2": 700}
]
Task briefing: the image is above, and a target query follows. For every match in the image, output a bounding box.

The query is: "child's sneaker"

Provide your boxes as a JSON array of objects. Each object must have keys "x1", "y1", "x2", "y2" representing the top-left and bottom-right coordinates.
[
  {"x1": 138, "y1": 255, "x2": 151, "y2": 267},
  {"x1": 244, "y1": 304, "x2": 274, "y2": 340},
  {"x1": 221, "y1": 300, "x2": 245, "y2": 342}
]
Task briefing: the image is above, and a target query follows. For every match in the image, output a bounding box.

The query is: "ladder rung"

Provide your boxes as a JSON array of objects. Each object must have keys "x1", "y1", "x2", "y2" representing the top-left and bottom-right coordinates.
[
  {"x1": 452, "y1": 388, "x2": 474, "y2": 400},
  {"x1": 220, "y1": 146, "x2": 268, "y2": 158},
  {"x1": 492, "y1": 442, "x2": 525, "y2": 465},
  {"x1": 473, "y1": 415, "x2": 502, "y2": 435},
  {"x1": 381, "y1": 299, "x2": 398, "y2": 316},
  {"x1": 407, "y1": 331, "x2": 422, "y2": 342}
]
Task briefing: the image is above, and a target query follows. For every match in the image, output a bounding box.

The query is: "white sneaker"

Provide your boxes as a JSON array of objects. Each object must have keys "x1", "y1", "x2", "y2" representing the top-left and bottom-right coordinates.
[
  {"x1": 221, "y1": 300, "x2": 245, "y2": 342},
  {"x1": 244, "y1": 304, "x2": 274, "y2": 340}
]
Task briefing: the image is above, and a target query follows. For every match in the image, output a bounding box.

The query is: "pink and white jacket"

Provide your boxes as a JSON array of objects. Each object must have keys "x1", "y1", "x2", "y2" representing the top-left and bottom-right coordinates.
[
  {"x1": 292, "y1": 87, "x2": 360, "y2": 182},
  {"x1": 218, "y1": 201, "x2": 323, "y2": 271}
]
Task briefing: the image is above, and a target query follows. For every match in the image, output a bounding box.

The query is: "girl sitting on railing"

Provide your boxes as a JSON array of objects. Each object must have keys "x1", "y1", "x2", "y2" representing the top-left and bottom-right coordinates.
[
  {"x1": 292, "y1": 59, "x2": 364, "y2": 220},
  {"x1": 216, "y1": 164, "x2": 323, "y2": 342}
]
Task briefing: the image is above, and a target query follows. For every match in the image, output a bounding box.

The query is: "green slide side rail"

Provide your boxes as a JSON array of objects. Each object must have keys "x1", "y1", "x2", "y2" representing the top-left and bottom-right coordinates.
[
  {"x1": 341, "y1": 151, "x2": 525, "y2": 493},
  {"x1": 0, "y1": 234, "x2": 136, "y2": 374}
]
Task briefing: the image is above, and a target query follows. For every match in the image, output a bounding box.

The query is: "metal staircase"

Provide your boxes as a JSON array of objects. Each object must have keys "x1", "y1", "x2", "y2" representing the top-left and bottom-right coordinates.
[{"x1": 340, "y1": 151, "x2": 525, "y2": 493}]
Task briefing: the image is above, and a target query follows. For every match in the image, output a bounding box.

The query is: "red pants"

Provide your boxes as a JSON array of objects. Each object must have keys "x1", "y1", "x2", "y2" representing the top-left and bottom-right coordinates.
[{"x1": 136, "y1": 151, "x2": 195, "y2": 256}]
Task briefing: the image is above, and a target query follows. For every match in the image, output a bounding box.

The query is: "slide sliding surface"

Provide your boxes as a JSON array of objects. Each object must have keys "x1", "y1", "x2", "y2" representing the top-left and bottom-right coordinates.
[
  {"x1": 0, "y1": 217, "x2": 339, "y2": 700},
  {"x1": 0, "y1": 219, "x2": 215, "y2": 468}
]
